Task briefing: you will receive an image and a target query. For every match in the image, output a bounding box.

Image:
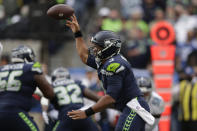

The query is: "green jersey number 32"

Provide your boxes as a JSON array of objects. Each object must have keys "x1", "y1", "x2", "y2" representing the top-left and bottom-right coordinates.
[{"x1": 54, "y1": 84, "x2": 83, "y2": 106}]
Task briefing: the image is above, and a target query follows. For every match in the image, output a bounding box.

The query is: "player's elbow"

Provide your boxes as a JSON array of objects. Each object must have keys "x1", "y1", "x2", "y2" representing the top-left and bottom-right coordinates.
[
  {"x1": 104, "y1": 95, "x2": 116, "y2": 105},
  {"x1": 80, "y1": 56, "x2": 87, "y2": 64},
  {"x1": 79, "y1": 54, "x2": 88, "y2": 64},
  {"x1": 43, "y1": 89, "x2": 55, "y2": 100}
]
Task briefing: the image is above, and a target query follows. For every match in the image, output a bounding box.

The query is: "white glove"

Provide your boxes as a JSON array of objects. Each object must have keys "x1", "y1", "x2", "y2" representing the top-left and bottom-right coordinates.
[
  {"x1": 42, "y1": 111, "x2": 49, "y2": 124},
  {"x1": 48, "y1": 109, "x2": 59, "y2": 120}
]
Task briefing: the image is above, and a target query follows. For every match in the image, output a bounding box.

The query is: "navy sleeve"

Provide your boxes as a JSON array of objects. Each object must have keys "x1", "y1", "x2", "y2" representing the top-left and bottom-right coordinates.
[
  {"x1": 106, "y1": 73, "x2": 123, "y2": 101},
  {"x1": 86, "y1": 54, "x2": 97, "y2": 69}
]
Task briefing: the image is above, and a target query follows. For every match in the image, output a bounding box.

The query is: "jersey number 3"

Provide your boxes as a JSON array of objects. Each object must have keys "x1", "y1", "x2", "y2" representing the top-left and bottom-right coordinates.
[{"x1": 0, "y1": 70, "x2": 23, "y2": 92}]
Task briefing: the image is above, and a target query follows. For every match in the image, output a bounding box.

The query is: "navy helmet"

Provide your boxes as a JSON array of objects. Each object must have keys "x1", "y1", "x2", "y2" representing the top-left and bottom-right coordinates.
[
  {"x1": 51, "y1": 67, "x2": 70, "y2": 82},
  {"x1": 136, "y1": 76, "x2": 152, "y2": 93},
  {"x1": 90, "y1": 30, "x2": 121, "y2": 61},
  {"x1": 11, "y1": 45, "x2": 35, "y2": 63}
]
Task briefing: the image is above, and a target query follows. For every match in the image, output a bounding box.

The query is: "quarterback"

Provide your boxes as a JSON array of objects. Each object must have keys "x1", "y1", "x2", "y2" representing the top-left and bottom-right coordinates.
[{"x1": 66, "y1": 15, "x2": 154, "y2": 131}]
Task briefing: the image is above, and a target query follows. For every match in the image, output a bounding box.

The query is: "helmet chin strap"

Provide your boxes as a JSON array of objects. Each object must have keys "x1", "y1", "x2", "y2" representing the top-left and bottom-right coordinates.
[{"x1": 95, "y1": 56, "x2": 101, "y2": 68}]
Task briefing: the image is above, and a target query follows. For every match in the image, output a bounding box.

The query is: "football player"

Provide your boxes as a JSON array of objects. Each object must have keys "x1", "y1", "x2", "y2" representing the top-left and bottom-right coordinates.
[
  {"x1": 136, "y1": 76, "x2": 165, "y2": 131},
  {"x1": 51, "y1": 67, "x2": 101, "y2": 131},
  {"x1": 66, "y1": 15, "x2": 154, "y2": 131},
  {"x1": 0, "y1": 45, "x2": 55, "y2": 131}
]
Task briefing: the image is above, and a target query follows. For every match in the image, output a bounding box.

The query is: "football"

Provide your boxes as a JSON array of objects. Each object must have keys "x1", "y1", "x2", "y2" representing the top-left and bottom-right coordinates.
[{"x1": 47, "y1": 4, "x2": 74, "y2": 20}]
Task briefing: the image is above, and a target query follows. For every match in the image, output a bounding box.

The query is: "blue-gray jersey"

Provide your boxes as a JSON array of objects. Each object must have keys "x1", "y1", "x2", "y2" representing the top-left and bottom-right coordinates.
[
  {"x1": 52, "y1": 79, "x2": 85, "y2": 118},
  {"x1": 87, "y1": 54, "x2": 143, "y2": 111},
  {"x1": 0, "y1": 62, "x2": 43, "y2": 112}
]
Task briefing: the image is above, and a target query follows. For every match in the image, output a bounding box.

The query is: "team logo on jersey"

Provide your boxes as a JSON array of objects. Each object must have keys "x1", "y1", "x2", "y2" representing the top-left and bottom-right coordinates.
[
  {"x1": 107, "y1": 63, "x2": 120, "y2": 72},
  {"x1": 32, "y1": 62, "x2": 42, "y2": 73},
  {"x1": 33, "y1": 62, "x2": 41, "y2": 68}
]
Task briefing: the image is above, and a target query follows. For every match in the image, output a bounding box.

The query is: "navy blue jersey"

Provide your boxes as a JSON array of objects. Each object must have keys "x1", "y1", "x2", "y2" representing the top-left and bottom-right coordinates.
[
  {"x1": 87, "y1": 54, "x2": 143, "y2": 111},
  {"x1": 0, "y1": 62, "x2": 43, "y2": 112},
  {"x1": 52, "y1": 79, "x2": 85, "y2": 118}
]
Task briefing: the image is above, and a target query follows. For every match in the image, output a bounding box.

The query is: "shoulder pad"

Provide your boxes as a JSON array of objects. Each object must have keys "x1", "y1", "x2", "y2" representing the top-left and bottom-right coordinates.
[
  {"x1": 32, "y1": 62, "x2": 42, "y2": 74},
  {"x1": 106, "y1": 62, "x2": 125, "y2": 73},
  {"x1": 33, "y1": 62, "x2": 41, "y2": 68}
]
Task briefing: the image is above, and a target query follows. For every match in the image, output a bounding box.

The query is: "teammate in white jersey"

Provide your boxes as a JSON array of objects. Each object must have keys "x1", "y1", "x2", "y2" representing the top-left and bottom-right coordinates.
[{"x1": 136, "y1": 76, "x2": 165, "y2": 131}]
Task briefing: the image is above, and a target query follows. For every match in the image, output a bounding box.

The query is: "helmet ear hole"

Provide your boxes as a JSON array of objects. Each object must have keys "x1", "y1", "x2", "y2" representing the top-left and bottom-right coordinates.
[{"x1": 104, "y1": 40, "x2": 111, "y2": 46}]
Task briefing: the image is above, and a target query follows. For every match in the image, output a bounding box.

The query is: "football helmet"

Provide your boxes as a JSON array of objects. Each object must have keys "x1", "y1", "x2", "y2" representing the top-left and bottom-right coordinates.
[
  {"x1": 51, "y1": 67, "x2": 70, "y2": 81},
  {"x1": 90, "y1": 30, "x2": 121, "y2": 65},
  {"x1": 136, "y1": 76, "x2": 152, "y2": 93},
  {"x1": 11, "y1": 45, "x2": 35, "y2": 63}
]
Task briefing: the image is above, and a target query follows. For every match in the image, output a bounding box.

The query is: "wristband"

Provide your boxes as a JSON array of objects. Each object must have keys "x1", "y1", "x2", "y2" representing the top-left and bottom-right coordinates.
[
  {"x1": 74, "y1": 31, "x2": 82, "y2": 38},
  {"x1": 50, "y1": 96, "x2": 59, "y2": 110},
  {"x1": 85, "y1": 107, "x2": 95, "y2": 117}
]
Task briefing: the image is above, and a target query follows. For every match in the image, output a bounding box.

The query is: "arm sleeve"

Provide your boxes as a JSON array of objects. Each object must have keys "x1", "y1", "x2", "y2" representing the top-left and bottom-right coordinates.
[{"x1": 86, "y1": 54, "x2": 97, "y2": 69}]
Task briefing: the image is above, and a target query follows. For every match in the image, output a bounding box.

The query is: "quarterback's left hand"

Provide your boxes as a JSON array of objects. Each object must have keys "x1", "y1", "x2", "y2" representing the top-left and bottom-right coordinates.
[{"x1": 67, "y1": 110, "x2": 87, "y2": 119}]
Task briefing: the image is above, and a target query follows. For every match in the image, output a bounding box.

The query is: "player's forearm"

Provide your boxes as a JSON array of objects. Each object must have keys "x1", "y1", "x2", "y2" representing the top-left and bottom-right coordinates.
[
  {"x1": 91, "y1": 95, "x2": 116, "y2": 113},
  {"x1": 84, "y1": 88, "x2": 101, "y2": 102},
  {"x1": 34, "y1": 74, "x2": 55, "y2": 99},
  {"x1": 75, "y1": 37, "x2": 89, "y2": 64}
]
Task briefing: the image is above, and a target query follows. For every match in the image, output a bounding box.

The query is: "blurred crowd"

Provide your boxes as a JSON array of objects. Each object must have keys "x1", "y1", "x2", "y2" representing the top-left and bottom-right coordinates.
[
  {"x1": 93, "y1": 0, "x2": 197, "y2": 131},
  {"x1": 92, "y1": 0, "x2": 197, "y2": 74},
  {"x1": 0, "y1": 0, "x2": 197, "y2": 131},
  {"x1": 90, "y1": 0, "x2": 197, "y2": 130},
  {"x1": 0, "y1": 0, "x2": 70, "y2": 40}
]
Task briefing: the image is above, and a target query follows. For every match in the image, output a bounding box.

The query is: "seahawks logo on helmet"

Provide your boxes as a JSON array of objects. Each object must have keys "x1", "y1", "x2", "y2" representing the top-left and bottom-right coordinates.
[
  {"x1": 11, "y1": 45, "x2": 35, "y2": 63},
  {"x1": 51, "y1": 67, "x2": 70, "y2": 82}
]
